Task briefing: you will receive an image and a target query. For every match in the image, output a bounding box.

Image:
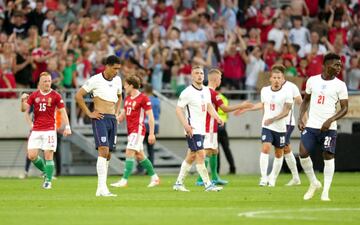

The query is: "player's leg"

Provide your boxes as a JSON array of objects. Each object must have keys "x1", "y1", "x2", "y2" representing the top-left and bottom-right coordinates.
[
  {"x1": 267, "y1": 131, "x2": 285, "y2": 187},
  {"x1": 111, "y1": 148, "x2": 136, "y2": 187},
  {"x1": 173, "y1": 149, "x2": 195, "y2": 192},
  {"x1": 136, "y1": 150, "x2": 160, "y2": 187},
  {"x1": 284, "y1": 125, "x2": 301, "y2": 186},
  {"x1": 260, "y1": 128, "x2": 273, "y2": 186},
  {"x1": 320, "y1": 130, "x2": 337, "y2": 201},
  {"x1": 43, "y1": 150, "x2": 55, "y2": 189},
  {"x1": 27, "y1": 131, "x2": 45, "y2": 174},
  {"x1": 209, "y1": 148, "x2": 228, "y2": 185},
  {"x1": 218, "y1": 126, "x2": 236, "y2": 174},
  {"x1": 196, "y1": 148, "x2": 210, "y2": 186},
  {"x1": 268, "y1": 146, "x2": 284, "y2": 187},
  {"x1": 299, "y1": 128, "x2": 321, "y2": 200}
]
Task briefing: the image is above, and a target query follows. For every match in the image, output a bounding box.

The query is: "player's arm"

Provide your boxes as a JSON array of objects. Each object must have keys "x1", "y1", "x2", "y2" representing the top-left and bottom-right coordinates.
[
  {"x1": 294, "y1": 95, "x2": 302, "y2": 106},
  {"x1": 220, "y1": 101, "x2": 254, "y2": 113},
  {"x1": 59, "y1": 107, "x2": 72, "y2": 136},
  {"x1": 234, "y1": 102, "x2": 263, "y2": 116},
  {"x1": 20, "y1": 93, "x2": 30, "y2": 112},
  {"x1": 145, "y1": 109, "x2": 156, "y2": 144},
  {"x1": 207, "y1": 102, "x2": 224, "y2": 127},
  {"x1": 264, "y1": 103, "x2": 292, "y2": 126},
  {"x1": 115, "y1": 94, "x2": 122, "y2": 116},
  {"x1": 75, "y1": 88, "x2": 103, "y2": 119},
  {"x1": 24, "y1": 108, "x2": 33, "y2": 128},
  {"x1": 321, "y1": 99, "x2": 348, "y2": 131},
  {"x1": 176, "y1": 106, "x2": 193, "y2": 137},
  {"x1": 298, "y1": 93, "x2": 311, "y2": 131}
]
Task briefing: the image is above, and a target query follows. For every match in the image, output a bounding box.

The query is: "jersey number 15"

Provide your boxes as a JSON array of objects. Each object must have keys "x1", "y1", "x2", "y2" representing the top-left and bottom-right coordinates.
[{"x1": 39, "y1": 103, "x2": 47, "y2": 111}]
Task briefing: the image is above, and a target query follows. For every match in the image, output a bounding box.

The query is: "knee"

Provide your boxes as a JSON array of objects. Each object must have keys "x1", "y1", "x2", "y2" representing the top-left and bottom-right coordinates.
[
  {"x1": 261, "y1": 144, "x2": 271, "y2": 154},
  {"x1": 27, "y1": 152, "x2": 37, "y2": 161},
  {"x1": 98, "y1": 147, "x2": 109, "y2": 158},
  {"x1": 323, "y1": 151, "x2": 334, "y2": 160},
  {"x1": 284, "y1": 145, "x2": 291, "y2": 154},
  {"x1": 299, "y1": 143, "x2": 309, "y2": 158},
  {"x1": 274, "y1": 149, "x2": 284, "y2": 158}
]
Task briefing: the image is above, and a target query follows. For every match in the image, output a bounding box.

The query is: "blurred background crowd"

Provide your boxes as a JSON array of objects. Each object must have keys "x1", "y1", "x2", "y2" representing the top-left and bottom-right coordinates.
[{"x1": 0, "y1": 0, "x2": 359, "y2": 99}]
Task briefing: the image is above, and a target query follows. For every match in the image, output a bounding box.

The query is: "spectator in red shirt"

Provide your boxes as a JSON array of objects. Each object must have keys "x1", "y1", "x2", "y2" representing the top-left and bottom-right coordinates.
[
  {"x1": 257, "y1": 5, "x2": 274, "y2": 44},
  {"x1": 154, "y1": 0, "x2": 176, "y2": 29},
  {"x1": 263, "y1": 40, "x2": 279, "y2": 69},
  {"x1": 32, "y1": 36, "x2": 56, "y2": 85}
]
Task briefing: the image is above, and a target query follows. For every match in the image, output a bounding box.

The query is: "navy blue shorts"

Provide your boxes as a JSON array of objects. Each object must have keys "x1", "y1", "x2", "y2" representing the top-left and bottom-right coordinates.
[
  {"x1": 261, "y1": 128, "x2": 286, "y2": 148},
  {"x1": 92, "y1": 114, "x2": 117, "y2": 151},
  {"x1": 285, "y1": 125, "x2": 295, "y2": 145},
  {"x1": 300, "y1": 127, "x2": 337, "y2": 154},
  {"x1": 186, "y1": 134, "x2": 205, "y2": 151}
]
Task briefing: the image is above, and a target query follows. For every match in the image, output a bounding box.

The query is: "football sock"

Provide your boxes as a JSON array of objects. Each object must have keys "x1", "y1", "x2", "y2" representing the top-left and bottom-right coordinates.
[
  {"x1": 269, "y1": 156, "x2": 283, "y2": 180},
  {"x1": 196, "y1": 156, "x2": 209, "y2": 183},
  {"x1": 97, "y1": 157, "x2": 107, "y2": 190},
  {"x1": 300, "y1": 156, "x2": 318, "y2": 184},
  {"x1": 123, "y1": 158, "x2": 135, "y2": 180},
  {"x1": 45, "y1": 160, "x2": 54, "y2": 182},
  {"x1": 140, "y1": 158, "x2": 155, "y2": 176},
  {"x1": 284, "y1": 152, "x2": 300, "y2": 180},
  {"x1": 210, "y1": 154, "x2": 219, "y2": 180},
  {"x1": 323, "y1": 159, "x2": 335, "y2": 195},
  {"x1": 32, "y1": 156, "x2": 45, "y2": 173},
  {"x1": 176, "y1": 161, "x2": 192, "y2": 185},
  {"x1": 196, "y1": 163, "x2": 211, "y2": 187},
  {"x1": 259, "y1": 153, "x2": 269, "y2": 179}
]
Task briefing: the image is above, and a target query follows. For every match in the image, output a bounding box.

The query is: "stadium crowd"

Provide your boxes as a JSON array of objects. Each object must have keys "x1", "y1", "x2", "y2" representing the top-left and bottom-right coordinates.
[{"x1": 0, "y1": 0, "x2": 359, "y2": 99}]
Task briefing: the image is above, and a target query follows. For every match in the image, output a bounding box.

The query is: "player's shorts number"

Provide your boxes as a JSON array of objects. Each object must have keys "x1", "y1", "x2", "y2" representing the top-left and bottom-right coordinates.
[{"x1": 324, "y1": 136, "x2": 332, "y2": 148}]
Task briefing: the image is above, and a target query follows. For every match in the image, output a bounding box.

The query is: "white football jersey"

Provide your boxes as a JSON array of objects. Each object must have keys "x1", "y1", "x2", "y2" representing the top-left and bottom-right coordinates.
[
  {"x1": 305, "y1": 75, "x2": 348, "y2": 130},
  {"x1": 82, "y1": 73, "x2": 122, "y2": 103},
  {"x1": 283, "y1": 81, "x2": 301, "y2": 126},
  {"x1": 177, "y1": 85, "x2": 211, "y2": 135},
  {"x1": 261, "y1": 85, "x2": 294, "y2": 132}
]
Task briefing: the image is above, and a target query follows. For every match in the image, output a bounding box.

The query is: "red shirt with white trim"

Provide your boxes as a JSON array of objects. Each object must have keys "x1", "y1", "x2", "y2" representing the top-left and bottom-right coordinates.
[
  {"x1": 205, "y1": 88, "x2": 224, "y2": 133},
  {"x1": 27, "y1": 90, "x2": 64, "y2": 131},
  {"x1": 124, "y1": 92, "x2": 152, "y2": 136}
]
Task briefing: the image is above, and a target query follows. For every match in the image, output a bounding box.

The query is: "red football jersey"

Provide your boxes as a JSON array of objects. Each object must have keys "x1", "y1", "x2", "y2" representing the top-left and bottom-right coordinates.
[
  {"x1": 27, "y1": 90, "x2": 65, "y2": 131},
  {"x1": 205, "y1": 88, "x2": 224, "y2": 133},
  {"x1": 124, "y1": 92, "x2": 152, "y2": 136}
]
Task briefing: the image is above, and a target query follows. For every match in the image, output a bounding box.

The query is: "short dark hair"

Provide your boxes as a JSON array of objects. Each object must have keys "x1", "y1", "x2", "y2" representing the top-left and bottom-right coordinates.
[
  {"x1": 144, "y1": 84, "x2": 153, "y2": 94},
  {"x1": 324, "y1": 53, "x2": 341, "y2": 64},
  {"x1": 125, "y1": 75, "x2": 142, "y2": 89},
  {"x1": 271, "y1": 64, "x2": 286, "y2": 75},
  {"x1": 104, "y1": 55, "x2": 121, "y2": 66}
]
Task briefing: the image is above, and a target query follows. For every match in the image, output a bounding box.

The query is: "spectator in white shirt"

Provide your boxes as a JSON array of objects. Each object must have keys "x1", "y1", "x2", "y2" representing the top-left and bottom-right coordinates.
[
  {"x1": 268, "y1": 18, "x2": 285, "y2": 52},
  {"x1": 302, "y1": 31, "x2": 327, "y2": 57},
  {"x1": 289, "y1": 16, "x2": 310, "y2": 57}
]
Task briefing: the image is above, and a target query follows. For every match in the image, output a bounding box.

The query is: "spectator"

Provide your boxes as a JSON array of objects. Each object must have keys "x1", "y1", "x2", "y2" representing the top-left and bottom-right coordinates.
[
  {"x1": 27, "y1": 0, "x2": 46, "y2": 35},
  {"x1": 289, "y1": 16, "x2": 310, "y2": 57},
  {"x1": 347, "y1": 56, "x2": 360, "y2": 90},
  {"x1": 267, "y1": 17, "x2": 285, "y2": 52},
  {"x1": 14, "y1": 40, "x2": 33, "y2": 88},
  {"x1": 32, "y1": 35, "x2": 55, "y2": 85},
  {"x1": 55, "y1": 1, "x2": 76, "y2": 30},
  {"x1": 244, "y1": 46, "x2": 266, "y2": 92}
]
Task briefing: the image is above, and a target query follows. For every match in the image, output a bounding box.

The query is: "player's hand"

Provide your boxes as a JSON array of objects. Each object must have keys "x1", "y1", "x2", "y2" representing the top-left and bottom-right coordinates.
[
  {"x1": 217, "y1": 118, "x2": 224, "y2": 127},
  {"x1": 21, "y1": 93, "x2": 29, "y2": 101},
  {"x1": 184, "y1": 124, "x2": 193, "y2": 138},
  {"x1": 63, "y1": 127, "x2": 72, "y2": 136},
  {"x1": 148, "y1": 134, "x2": 156, "y2": 145},
  {"x1": 234, "y1": 108, "x2": 248, "y2": 116},
  {"x1": 264, "y1": 118, "x2": 273, "y2": 126},
  {"x1": 240, "y1": 101, "x2": 254, "y2": 110},
  {"x1": 88, "y1": 111, "x2": 104, "y2": 120},
  {"x1": 320, "y1": 119, "x2": 332, "y2": 132},
  {"x1": 116, "y1": 113, "x2": 125, "y2": 123},
  {"x1": 298, "y1": 119, "x2": 306, "y2": 131}
]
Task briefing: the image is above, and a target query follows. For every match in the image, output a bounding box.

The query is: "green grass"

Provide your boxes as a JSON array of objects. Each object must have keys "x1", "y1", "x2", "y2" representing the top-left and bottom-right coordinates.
[{"x1": 1, "y1": 173, "x2": 360, "y2": 225}]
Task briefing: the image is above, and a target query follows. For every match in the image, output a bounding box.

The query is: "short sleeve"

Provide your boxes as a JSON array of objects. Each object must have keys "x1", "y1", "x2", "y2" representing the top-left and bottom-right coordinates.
[
  {"x1": 117, "y1": 77, "x2": 122, "y2": 95},
  {"x1": 143, "y1": 96, "x2": 152, "y2": 111},
  {"x1": 214, "y1": 93, "x2": 224, "y2": 108},
  {"x1": 305, "y1": 77, "x2": 312, "y2": 94},
  {"x1": 177, "y1": 89, "x2": 189, "y2": 108},
  {"x1": 56, "y1": 93, "x2": 65, "y2": 109},
  {"x1": 27, "y1": 93, "x2": 35, "y2": 105},
  {"x1": 82, "y1": 76, "x2": 95, "y2": 93},
  {"x1": 292, "y1": 83, "x2": 301, "y2": 98},
  {"x1": 260, "y1": 88, "x2": 265, "y2": 103},
  {"x1": 285, "y1": 93, "x2": 294, "y2": 104},
  {"x1": 338, "y1": 82, "x2": 348, "y2": 100}
]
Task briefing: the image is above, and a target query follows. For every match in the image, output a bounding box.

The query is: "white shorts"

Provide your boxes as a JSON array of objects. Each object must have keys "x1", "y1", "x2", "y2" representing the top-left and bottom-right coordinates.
[
  {"x1": 28, "y1": 130, "x2": 57, "y2": 151},
  {"x1": 203, "y1": 132, "x2": 218, "y2": 149},
  {"x1": 126, "y1": 133, "x2": 144, "y2": 152}
]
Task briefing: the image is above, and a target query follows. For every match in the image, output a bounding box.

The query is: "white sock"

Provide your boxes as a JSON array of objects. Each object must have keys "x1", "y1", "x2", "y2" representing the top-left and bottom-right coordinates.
[
  {"x1": 196, "y1": 163, "x2": 211, "y2": 187},
  {"x1": 259, "y1": 153, "x2": 269, "y2": 179},
  {"x1": 269, "y1": 156, "x2": 284, "y2": 180},
  {"x1": 300, "y1": 156, "x2": 318, "y2": 184},
  {"x1": 323, "y1": 159, "x2": 335, "y2": 195},
  {"x1": 97, "y1": 157, "x2": 107, "y2": 191},
  {"x1": 284, "y1": 153, "x2": 300, "y2": 180},
  {"x1": 106, "y1": 160, "x2": 110, "y2": 176},
  {"x1": 175, "y1": 161, "x2": 192, "y2": 185}
]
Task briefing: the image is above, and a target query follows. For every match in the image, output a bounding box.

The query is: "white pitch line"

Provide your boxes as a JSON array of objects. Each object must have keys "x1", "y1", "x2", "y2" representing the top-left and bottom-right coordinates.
[{"x1": 238, "y1": 208, "x2": 360, "y2": 221}]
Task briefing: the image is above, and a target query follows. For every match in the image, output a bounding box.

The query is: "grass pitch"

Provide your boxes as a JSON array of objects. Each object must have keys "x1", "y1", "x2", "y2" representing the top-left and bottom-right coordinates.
[{"x1": 1, "y1": 173, "x2": 360, "y2": 225}]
